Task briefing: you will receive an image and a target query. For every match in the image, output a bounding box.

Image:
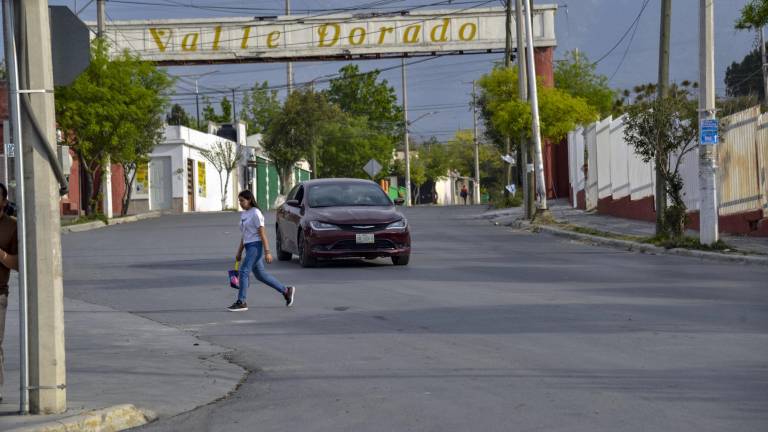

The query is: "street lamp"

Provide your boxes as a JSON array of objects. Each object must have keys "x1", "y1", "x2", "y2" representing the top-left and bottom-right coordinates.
[{"x1": 172, "y1": 70, "x2": 219, "y2": 129}]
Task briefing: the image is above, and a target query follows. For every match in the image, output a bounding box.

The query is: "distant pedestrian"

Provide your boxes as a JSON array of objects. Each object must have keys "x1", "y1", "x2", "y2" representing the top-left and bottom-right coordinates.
[
  {"x1": 460, "y1": 185, "x2": 468, "y2": 205},
  {"x1": 229, "y1": 190, "x2": 295, "y2": 312},
  {"x1": 0, "y1": 183, "x2": 18, "y2": 402}
]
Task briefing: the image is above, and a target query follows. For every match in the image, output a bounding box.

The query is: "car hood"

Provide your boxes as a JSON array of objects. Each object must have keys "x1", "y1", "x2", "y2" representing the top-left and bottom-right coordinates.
[{"x1": 309, "y1": 206, "x2": 403, "y2": 225}]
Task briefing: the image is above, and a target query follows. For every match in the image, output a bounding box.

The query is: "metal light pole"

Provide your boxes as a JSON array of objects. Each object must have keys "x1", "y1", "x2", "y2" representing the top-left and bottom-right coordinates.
[
  {"x1": 286, "y1": 0, "x2": 294, "y2": 95},
  {"x1": 401, "y1": 58, "x2": 411, "y2": 207},
  {"x1": 523, "y1": 0, "x2": 547, "y2": 212},
  {"x1": 515, "y1": 0, "x2": 531, "y2": 218},
  {"x1": 2, "y1": 0, "x2": 29, "y2": 414},
  {"x1": 699, "y1": 0, "x2": 718, "y2": 245},
  {"x1": 472, "y1": 81, "x2": 481, "y2": 205}
]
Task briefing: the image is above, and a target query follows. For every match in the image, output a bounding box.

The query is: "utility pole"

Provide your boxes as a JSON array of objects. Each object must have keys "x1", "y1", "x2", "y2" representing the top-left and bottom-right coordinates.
[
  {"x1": 286, "y1": 0, "x2": 294, "y2": 95},
  {"x1": 96, "y1": 0, "x2": 112, "y2": 218},
  {"x1": 656, "y1": 0, "x2": 672, "y2": 234},
  {"x1": 472, "y1": 81, "x2": 481, "y2": 205},
  {"x1": 523, "y1": 0, "x2": 547, "y2": 212},
  {"x1": 401, "y1": 58, "x2": 411, "y2": 207},
  {"x1": 8, "y1": 0, "x2": 67, "y2": 413},
  {"x1": 231, "y1": 88, "x2": 237, "y2": 124},
  {"x1": 515, "y1": 0, "x2": 532, "y2": 218},
  {"x1": 195, "y1": 79, "x2": 201, "y2": 129},
  {"x1": 761, "y1": 27, "x2": 768, "y2": 102},
  {"x1": 503, "y1": 0, "x2": 513, "y2": 197},
  {"x1": 3, "y1": 0, "x2": 29, "y2": 414},
  {"x1": 699, "y1": 0, "x2": 718, "y2": 245}
]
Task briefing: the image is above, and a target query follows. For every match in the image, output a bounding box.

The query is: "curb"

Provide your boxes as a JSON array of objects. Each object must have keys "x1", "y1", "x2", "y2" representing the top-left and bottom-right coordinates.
[
  {"x1": 6, "y1": 404, "x2": 157, "y2": 432},
  {"x1": 503, "y1": 218, "x2": 768, "y2": 266},
  {"x1": 61, "y1": 211, "x2": 163, "y2": 234}
]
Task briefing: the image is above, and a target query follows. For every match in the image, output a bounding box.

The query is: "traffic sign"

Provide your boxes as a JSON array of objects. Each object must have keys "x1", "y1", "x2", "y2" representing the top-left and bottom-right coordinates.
[
  {"x1": 49, "y1": 6, "x2": 91, "y2": 86},
  {"x1": 700, "y1": 119, "x2": 718, "y2": 145},
  {"x1": 363, "y1": 159, "x2": 382, "y2": 179}
]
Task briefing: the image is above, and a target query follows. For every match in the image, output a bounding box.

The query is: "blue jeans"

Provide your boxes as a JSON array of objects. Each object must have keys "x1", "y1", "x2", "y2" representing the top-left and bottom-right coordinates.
[{"x1": 238, "y1": 241, "x2": 286, "y2": 302}]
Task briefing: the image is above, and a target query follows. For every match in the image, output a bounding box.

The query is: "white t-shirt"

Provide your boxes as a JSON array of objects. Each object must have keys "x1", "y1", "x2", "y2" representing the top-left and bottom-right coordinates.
[{"x1": 240, "y1": 207, "x2": 265, "y2": 244}]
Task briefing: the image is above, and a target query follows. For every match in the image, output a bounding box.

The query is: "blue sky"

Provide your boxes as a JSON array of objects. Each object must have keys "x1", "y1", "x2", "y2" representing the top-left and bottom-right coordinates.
[{"x1": 44, "y1": 0, "x2": 755, "y2": 141}]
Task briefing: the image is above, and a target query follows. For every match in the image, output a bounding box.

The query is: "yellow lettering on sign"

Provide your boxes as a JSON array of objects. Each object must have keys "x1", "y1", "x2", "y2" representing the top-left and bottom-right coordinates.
[
  {"x1": 318, "y1": 24, "x2": 340, "y2": 47},
  {"x1": 267, "y1": 31, "x2": 281, "y2": 48},
  {"x1": 403, "y1": 25, "x2": 421, "y2": 44},
  {"x1": 430, "y1": 19, "x2": 450, "y2": 42},
  {"x1": 458, "y1": 23, "x2": 477, "y2": 41},
  {"x1": 349, "y1": 27, "x2": 366, "y2": 46},
  {"x1": 241, "y1": 26, "x2": 252, "y2": 49},
  {"x1": 212, "y1": 25, "x2": 223, "y2": 50},
  {"x1": 149, "y1": 28, "x2": 171, "y2": 52},
  {"x1": 377, "y1": 26, "x2": 394, "y2": 45},
  {"x1": 181, "y1": 32, "x2": 200, "y2": 51}
]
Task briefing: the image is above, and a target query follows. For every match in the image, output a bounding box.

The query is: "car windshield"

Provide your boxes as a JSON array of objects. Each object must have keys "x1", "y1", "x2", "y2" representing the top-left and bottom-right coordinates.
[{"x1": 307, "y1": 183, "x2": 393, "y2": 208}]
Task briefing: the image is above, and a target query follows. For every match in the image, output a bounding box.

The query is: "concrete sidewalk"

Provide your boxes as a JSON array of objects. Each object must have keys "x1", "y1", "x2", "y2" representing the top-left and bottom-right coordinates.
[
  {"x1": 478, "y1": 200, "x2": 768, "y2": 256},
  {"x1": 0, "y1": 295, "x2": 245, "y2": 431}
]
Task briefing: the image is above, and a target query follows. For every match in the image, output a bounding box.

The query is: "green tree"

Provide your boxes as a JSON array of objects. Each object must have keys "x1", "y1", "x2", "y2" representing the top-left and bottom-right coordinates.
[
  {"x1": 555, "y1": 50, "x2": 616, "y2": 117},
  {"x1": 240, "y1": 81, "x2": 280, "y2": 134},
  {"x1": 264, "y1": 88, "x2": 338, "y2": 193},
  {"x1": 409, "y1": 155, "x2": 427, "y2": 204},
  {"x1": 478, "y1": 67, "x2": 597, "y2": 143},
  {"x1": 202, "y1": 96, "x2": 233, "y2": 125},
  {"x1": 736, "y1": 0, "x2": 768, "y2": 29},
  {"x1": 445, "y1": 130, "x2": 506, "y2": 198},
  {"x1": 326, "y1": 64, "x2": 403, "y2": 136},
  {"x1": 56, "y1": 39, "x2": 172, "y2": 215},
  {"x1": 724, "y1": 48, "x2": 763, "y2": 101},
  {"x1": 316, "y1": 114, "x2": 394, "y2": 179},
  {"x1": 166, "y1": 103, "x2": 195, "y2": 128},
  {"x1": 623, "y1": 83, "x2": 698, "y2": 241}
]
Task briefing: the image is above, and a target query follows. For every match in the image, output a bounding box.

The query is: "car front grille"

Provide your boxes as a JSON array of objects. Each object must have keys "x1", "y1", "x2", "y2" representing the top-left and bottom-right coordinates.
[
  {"x1": 323, "y1": 239, "x2": 398, "y2": 251},
  {"x1": 335, "y1": 223, "x2": 390, "y2": 232}
]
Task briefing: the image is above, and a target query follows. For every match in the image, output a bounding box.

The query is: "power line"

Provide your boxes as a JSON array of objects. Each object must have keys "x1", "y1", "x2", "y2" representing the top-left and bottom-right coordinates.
[
  {"x1": 592, "y1": 0, "x2": 651, "y2": 66},
  {"x1": 608, "y1": 0, "x2": 647, "y2": 82}
]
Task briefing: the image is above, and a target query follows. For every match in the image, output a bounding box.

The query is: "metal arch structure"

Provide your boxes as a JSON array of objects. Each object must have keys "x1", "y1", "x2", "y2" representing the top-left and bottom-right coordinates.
[{"x1": 86, "y1": 5, "x2": 557, "y2": 66}]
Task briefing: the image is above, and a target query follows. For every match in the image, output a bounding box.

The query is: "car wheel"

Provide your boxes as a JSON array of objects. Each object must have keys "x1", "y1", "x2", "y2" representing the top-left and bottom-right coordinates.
[
  {"x1": 298, "y1": 230, "x2": 317, "y2": 268},
  {"x1": 275, "y1": 224, "x2": 292, "y2": 261},
  {"x1": 391, "y1": 254, "x2": 410, "y2": 266}
]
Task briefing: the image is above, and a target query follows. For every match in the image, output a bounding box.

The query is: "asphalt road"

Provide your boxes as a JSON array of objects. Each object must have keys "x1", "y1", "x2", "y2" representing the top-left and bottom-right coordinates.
[{"x1": 60, "y1": 206, "x2": 768, "y2": 432}]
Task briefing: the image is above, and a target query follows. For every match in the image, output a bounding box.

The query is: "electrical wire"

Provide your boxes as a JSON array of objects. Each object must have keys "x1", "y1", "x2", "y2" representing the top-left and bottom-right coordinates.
[
  {"x1": 592, "y1": 0, "x2": 651, "y2": 66},
  {"x1": 607, "y1": 0, "x2": 646, "y2": 83}
]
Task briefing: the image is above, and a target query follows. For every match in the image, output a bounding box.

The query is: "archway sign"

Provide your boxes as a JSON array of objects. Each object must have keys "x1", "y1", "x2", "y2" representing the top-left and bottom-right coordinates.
[{"x1": 88, "y1": 5, "x2": 557, "y2": 65}]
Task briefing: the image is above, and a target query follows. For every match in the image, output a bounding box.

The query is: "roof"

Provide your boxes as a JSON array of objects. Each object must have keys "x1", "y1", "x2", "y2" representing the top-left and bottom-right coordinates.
[{"x1": 300, "y1": 178, "x2": 378, "y2": 186}]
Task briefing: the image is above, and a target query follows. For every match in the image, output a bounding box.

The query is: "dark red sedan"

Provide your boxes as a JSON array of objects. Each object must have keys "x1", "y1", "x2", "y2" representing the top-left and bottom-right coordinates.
[{"x1": 275, "y1": 178, "x2": 411, "y2": 267}]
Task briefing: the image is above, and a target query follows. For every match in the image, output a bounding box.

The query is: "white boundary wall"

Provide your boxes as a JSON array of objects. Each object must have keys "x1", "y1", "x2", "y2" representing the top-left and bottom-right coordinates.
[
  {"x1": 567, "y1": 128, "x2": 585, "y2": 208},
  {"x1": 609, "y1": 115, "x2": 630, "y2": 199},
  {"x1": 568, "y1": 105, "x2": 768, "y2": 220},
  {"x1": 596, "y1": 117, "x2": 612, "y2": 200},
  {"x1": 584, "y1": 123, "x2": 598, "y2": 210}
]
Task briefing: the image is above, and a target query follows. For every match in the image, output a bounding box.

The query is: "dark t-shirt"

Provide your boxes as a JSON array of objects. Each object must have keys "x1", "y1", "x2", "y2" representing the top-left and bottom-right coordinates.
[{"x1": 0, "y1": 213, "x2": 18, "y2": 296}]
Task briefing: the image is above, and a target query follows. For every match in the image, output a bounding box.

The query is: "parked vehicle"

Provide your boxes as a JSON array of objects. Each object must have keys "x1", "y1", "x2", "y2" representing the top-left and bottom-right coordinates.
[{"x1": 275, "y1": 178, "x2": 411, "y2": 267}]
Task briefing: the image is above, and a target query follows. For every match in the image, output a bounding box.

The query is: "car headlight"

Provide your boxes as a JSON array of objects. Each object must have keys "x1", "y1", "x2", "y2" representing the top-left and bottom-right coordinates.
[
  {"x1": 310, "y1": 220, "x2": 340, "y2": 230},
  {"x1": 386, "y1": 219, "x2": 407, "y2": 229}
]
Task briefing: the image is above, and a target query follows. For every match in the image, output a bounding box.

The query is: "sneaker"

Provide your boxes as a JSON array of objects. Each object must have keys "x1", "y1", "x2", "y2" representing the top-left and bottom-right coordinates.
[
  {"x1": 284, "y1": 286, "x2": 296, "y2": 307},
  {"x1": 227, "y1": 301, "x2": 248, "y2": 312}
]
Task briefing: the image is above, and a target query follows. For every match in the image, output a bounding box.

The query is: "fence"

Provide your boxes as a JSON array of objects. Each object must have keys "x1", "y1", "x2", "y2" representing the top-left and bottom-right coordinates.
[{"x1": 566, "y1": 105, "x2": 768, "y2": 231}]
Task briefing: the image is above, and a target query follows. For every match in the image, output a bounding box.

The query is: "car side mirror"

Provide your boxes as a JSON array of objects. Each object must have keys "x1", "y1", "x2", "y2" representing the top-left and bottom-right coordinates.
[
  {"x1": 286, "y1": 199, "x2": 300, "y2": 207},
  {"x1": 394, "y1": 197, "x2": 405, "y2": 206}
]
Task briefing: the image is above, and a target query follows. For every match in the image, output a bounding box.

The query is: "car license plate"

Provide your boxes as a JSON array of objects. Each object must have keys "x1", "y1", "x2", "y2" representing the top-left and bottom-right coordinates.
[{"x1": 356, "y1": 233, "x2": 374, "y2": 244}]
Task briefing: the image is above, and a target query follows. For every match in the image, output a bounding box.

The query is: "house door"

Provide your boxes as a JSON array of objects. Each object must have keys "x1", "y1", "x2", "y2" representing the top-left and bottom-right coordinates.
[
  {"x1": 186, "y1": 158, "x2": 195, "y2": 211},
  {"x1": 149, "y1": 157, "x2": 172, "y2": 210}
]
